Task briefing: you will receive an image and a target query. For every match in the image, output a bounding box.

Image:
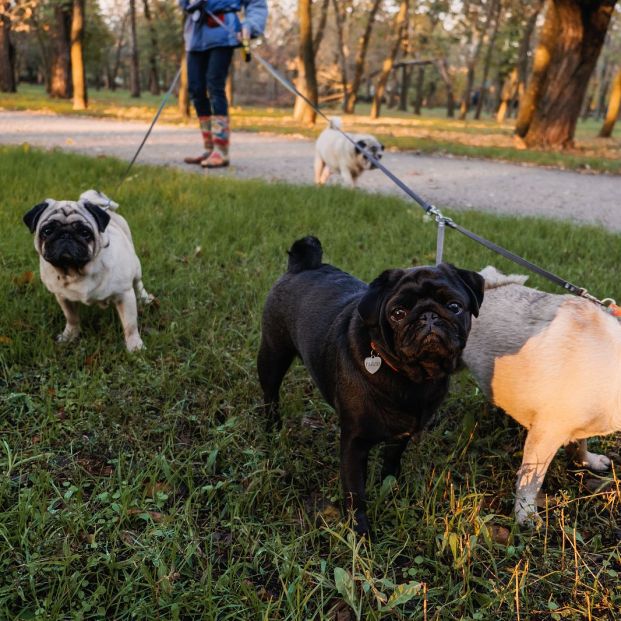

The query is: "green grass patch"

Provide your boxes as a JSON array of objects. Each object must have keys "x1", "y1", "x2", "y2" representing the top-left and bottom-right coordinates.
[
  {"x1": 2, "y1": 84, "x2": 620, "y2": 175},
  {"x1": 1, "y1": 145, "x2": 621, "y2": 619}
]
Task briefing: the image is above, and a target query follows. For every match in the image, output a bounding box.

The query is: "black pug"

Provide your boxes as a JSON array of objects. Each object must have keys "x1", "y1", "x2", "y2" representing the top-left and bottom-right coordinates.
[{"x1": 257, "y1": 236, "x2": 484, "y2": 535}]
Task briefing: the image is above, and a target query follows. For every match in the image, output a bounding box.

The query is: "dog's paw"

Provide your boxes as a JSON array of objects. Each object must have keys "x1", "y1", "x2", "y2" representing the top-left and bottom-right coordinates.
[
  {"x1": 584, "y1": 451, "x2": 612, "y2": 472},
  {"x1": 125, "y1": 336, "x2": 145, "y2": 352},
  {"x1": 56, "y1": 328, "x2": 80, "y2": 344},
  {"x1": 515, "y1": 498, "x2": 543, "y2": 529}
]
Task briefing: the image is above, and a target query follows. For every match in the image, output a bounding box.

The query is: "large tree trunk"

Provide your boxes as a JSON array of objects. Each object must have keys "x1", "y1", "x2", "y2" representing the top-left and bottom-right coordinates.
[
  {"x1": 599, "y1": 68, "x2": 621, "y2": 137},
  {"x1": 0, "y1": 7, "x2": 16, "y2": 93},
  {"x1": 496, "y1": 67, "x2": 518, "y2": 122},
  {"x1": 370, "y1": 0, "x2": 408, "y2": 119},
  {"x1": 413, "y1": 66, "x2": 425, "y2": 115},
  {"x1": 344, "y1": 0, "x2": 381, "y2": 114},
  {"x1": 179, "y1": 41, "x2": 190, "y2": 119},
  {"x1": 332, "y1": 0, "x2": 349, "y2": 110},
  {"x1": 129, "y1": 0, "x2": 140, "y2": 98},
  {"x1": 514, "y1": 0, "x2": 558, "y2": 137},
  {"x1": 293, "y1": 0, "x2": 318, "y2": 124},
  {"x1": 71, "y1": 0, "x2": 87, "y2": 110},
  {"x1": 515, "y1": 0, "x2": 545, "y2": 101},
  {"x1": 398, "y1": 65, "x2": 411, "y2": 111},
  {"x1": 142, "y1": 0, "x2": 160, "y2": 95},
  {"x1": 524, "y1": 0, "x2": 617, "y2": 149},
  {"x1": 50, "y1": 1, "x2": 73, "y2": 98},
  {"x1": 474, "y1": 0, "x2": 502, "y2": 120}
]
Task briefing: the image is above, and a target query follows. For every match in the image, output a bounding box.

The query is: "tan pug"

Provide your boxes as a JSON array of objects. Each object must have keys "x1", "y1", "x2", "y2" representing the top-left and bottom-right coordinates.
[
  {"x1": 314, "y1": 117, "x2": 384, "y2": 188},
  {"x1": 23, "y1": 189, "x2": 153, "y2": 352},
  {"x1": 463, "y1": 266, "x2": 617, "y2": 525}
]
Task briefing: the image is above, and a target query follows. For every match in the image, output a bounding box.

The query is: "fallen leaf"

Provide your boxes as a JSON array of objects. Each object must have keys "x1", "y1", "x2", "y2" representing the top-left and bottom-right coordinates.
[
  {"x1": 488, "y1": 524, "x2": 510, "y2": 546},
  {"x1": 127, "y1": 508, "x2": 166, "y2": 522},
  {"x1": 145, "y1": 481, "x2": 172, "y2": 497},
  {"x1": 12, "y1": 271, "x2": 34, "y2": 287},
  {"x1": 0, "y1": 336, "x2": 12, "y2": 345}
]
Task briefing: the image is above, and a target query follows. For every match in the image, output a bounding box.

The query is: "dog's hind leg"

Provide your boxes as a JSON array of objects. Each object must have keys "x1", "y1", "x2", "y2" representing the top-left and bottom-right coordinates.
[
  {"x1": 515, "y1": 425, "x2": 564, "y2": 526},
  {"x1": 257, "y1": 338, "x2": 295, "y2": 430},
  {"x1": 314, "y1": 155, "x2": 326, "y2": 185},
  {"x1": 565, "y1": 439, "x2": 611, "y2": 471},
  {"x1": 115, "y1": 289, "x2": 144, "y2": 352},
  {"x1": 380, "y1": 438, "x2": 410, "y2": 480}
]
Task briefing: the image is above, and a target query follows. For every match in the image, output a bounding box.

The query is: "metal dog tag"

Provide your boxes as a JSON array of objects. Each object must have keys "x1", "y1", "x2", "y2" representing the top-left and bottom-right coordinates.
[{"x1": 364, "y1": 354, "x2": 382, "y2": 374}]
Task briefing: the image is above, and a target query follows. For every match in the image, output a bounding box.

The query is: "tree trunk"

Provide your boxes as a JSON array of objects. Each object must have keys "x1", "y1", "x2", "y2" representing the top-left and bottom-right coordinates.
[
  {"x1": 514, "y1": 0, "x2": 558, "y2": 137},
  {"x1": 344, "y1": 0, "x2": 382, "y2": 114},
  {"x1": 413, "y1": 66, "x2": 424, "y2": 115},
  {"x1": 436, "y1": 58, "x2": 455, "y2": 117},
  {"x1": 110, "y1": 12, "x2": 128, "y2": 91},
  {"x1": 313, "y1": 0, "x2": 330, "y2": 55},
  {"x1": 71, "y1": 0, "x2": 87, "y2": 110},
  {"x1": 370, "y1": 0, "x2": 408, "y2": 120},
  {"x1": 599, "y1": 69, "x2": 621, "y2": 137},
  {"x1": 332, "y1": 0, "x2": 349, "y2": 111},
  {"x1": 398, "y1": 65, "x2": 411, "y2": 111},
  {"x1": 142, "y1": 0, "x2": 160, "y2": 95},
  {"x1": 293, "y1": 0, "x2": 318, "y2": 124},
  {"x1": 179, "y1": 45, "x2": 190, "y2": 120},
  {"x1": 496, "y1": 67, "x2": 518, "y2": 122},
  {"x1": 50, "y1": 1, "x2": 73, "y2": 98},
  {"x1": 0, "y1": 8, "x2": 16, "y2": 93},
  {"x1": 524, "y1": 0, "x2": 617, "y2": 149},
  {"x1": 129, "y1": 0, "x2": 140, "y2": 98},
  {"x1": 474, "y1": 0, "x2": 502, "y2": 120},
  {"x1": 516, "y1": 0, "x2": 545, "y2": 100}
]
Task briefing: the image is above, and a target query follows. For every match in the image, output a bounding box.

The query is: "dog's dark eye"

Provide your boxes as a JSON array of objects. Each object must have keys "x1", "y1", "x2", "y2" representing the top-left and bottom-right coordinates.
[
  {"x1": 390, "y1": 307, "x2": 407, "y2": 322},
  {"x1": 447, "y1": 302, "x2": 463, "y2": 314},
  {"x1": 77, "y1": 226, "x2": 93, "y2": 240},
  {"x1": 40, "y1": 224, "x2": 55, "y2": 238}
]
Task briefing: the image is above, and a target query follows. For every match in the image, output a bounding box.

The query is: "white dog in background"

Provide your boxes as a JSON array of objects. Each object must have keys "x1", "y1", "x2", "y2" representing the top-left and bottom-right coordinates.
[
  {"x1": 23, "y1": 189, "x2": 154, "y2": 352},
  {"x1": 463, "y1": 266, "x2": 617, "y2": 525},
  {"x1": 314, "y1": 117, "x2": 384, "y2": 188}
]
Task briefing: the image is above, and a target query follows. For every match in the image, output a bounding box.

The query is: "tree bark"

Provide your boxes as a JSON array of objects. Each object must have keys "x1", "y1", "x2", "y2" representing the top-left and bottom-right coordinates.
[
  {"x1": 398, "y1": 65, "x2": 411, "y2": 111},
  {"x1": 413, "y1": 66, "x2": 425, "y2": 115},
  {"x1": 435, "y1": 58, "x2": 455, "y2": 117},
  {"x1": 516, "y1": 0, "x2": 545, "y2": 100},
  {"x1": 370, "y1": 0, "x2": 408, "y2": 119},
  {"x1": 179, "y1": 41, "x2": 190, "y2": 119},
  {"x1": 344, "y1": 0, "x2": 381, "y2": 114},
  {"x1": 293, "y1": 0, "x2": 318, "y2": 124},
  {"x1": 110, "y1": 12, "x2": 128, "y2": 91},
  {"x1": 496, "y1": 67, "x2": 518, "y2": 122},
  {"x1": 142, "y1": 0, "x2": 160, "y2": 95},
  {"x1": 514, "y1": 0, "x2": 558, "y2": 137},
  {"x1": 0, "y1": 6, "x2": 16, "y2": 93},
  {"x1": 599, "y1": 68, "x2": 621, "y2": 137},
  {"x1": 71, "y1": 0, "x2": 87, "y2": 110},
  {"x1": 524, "y1": 0, "x2": 617, "y2": 149},
  {"x1": 129, "y1": 0, "x2": 140, "y2": 98},
  {"x1": 332, "y1": 0, "x2": 349, "y2": 110},
  {"x1": 313, "y1": 0, "x2": 330, "y2": 55},
  {"x1": 474, "y1": 0, "x2": 502, "y2": 119},
  {"x1": 50, "y1": 1, "x2": 73, "y2": 98}
]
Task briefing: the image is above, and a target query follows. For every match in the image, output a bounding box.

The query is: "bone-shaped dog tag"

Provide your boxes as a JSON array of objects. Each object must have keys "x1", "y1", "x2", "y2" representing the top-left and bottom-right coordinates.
[{"x1": 364, "y1": 354, "x2": 382, "y2": 374}]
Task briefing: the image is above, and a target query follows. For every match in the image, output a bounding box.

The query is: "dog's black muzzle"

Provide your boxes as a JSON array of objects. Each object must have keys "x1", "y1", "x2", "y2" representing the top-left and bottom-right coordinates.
[{"x1": 43, "y1": 234, "x2": 90, "y2": 269}]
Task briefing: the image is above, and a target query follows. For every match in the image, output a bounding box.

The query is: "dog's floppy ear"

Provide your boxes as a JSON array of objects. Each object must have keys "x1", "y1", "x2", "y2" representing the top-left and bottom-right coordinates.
[
  {"x1": 23, "y1": 199, "x2": 53, "y2": 233},
  {"x1": 82, "y1": 201, "x2": 111, "y2": 232},
  {"x1": 355, "y1": 139, "x2": 367, "y2": 154},
  {"x1": 445, "y1": 264, "x2": 485, "y2": 317},
  {"x1": 358, "y1": 269, "x2": 404, "y2": 326}
]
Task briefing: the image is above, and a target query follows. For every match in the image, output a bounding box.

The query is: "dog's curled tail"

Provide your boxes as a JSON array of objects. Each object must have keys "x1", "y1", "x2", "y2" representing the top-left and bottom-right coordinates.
[
  {"x1": 328, "y1": 116, "x2": 342, "y2": 130},
  {"x1": 287, "y1": 236, "x2": 323, "y2": 273}
]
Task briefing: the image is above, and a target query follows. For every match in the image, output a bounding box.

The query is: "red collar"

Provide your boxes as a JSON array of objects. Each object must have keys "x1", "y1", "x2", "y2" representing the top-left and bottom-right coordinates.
[{"x1": 370, "y1": 340, "x2": 399, "y2": 373}]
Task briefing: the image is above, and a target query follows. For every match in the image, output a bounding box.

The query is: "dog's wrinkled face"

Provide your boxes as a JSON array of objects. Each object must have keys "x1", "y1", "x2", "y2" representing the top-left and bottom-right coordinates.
[
  {"x1": 23, "y1": 199, "x2": 110, "y2": 271},
  {"x1": 355, "y1": 138, "x2": 385, "y2": 170},
  {"x1": 358, "y1": 264, "x2": 484, "y2": 382}
]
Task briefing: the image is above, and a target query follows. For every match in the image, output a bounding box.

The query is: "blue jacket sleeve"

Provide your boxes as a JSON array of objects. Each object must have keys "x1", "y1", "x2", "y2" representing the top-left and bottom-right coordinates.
[{"x1": 241, "y1": 0, "x2": 268, "y2": 37}]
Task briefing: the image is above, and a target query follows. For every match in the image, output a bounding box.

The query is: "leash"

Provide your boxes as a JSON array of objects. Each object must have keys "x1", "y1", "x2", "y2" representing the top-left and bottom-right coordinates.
[{"x1": 115, "y1": 67, "x2": 182, "y2": 192}]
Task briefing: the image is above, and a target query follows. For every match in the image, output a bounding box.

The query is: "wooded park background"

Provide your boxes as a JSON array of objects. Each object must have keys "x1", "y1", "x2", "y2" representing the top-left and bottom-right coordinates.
[{"x1": 0, "y1": 0, "x2": 620, "y2": 150}]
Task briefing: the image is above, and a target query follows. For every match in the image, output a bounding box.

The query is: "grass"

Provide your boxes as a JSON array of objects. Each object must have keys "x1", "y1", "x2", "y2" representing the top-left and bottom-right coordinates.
[
  {"x1": 2, "y1": 84, "x2": 620, "y2": 175},
  {"x1": 1, "y1": 144, "x2": 621, "y2": 619}
]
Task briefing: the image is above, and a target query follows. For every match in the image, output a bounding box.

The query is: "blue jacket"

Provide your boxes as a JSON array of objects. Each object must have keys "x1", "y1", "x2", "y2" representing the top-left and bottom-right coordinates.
[{"x1": 179, "y1": 0, "x2": 267, "y2": 52}]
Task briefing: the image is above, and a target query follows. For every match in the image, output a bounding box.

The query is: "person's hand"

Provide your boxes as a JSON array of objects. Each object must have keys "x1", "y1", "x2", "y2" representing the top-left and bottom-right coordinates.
[{"x1": 238, "y1": 24, "x2": 250, "y2": 42}]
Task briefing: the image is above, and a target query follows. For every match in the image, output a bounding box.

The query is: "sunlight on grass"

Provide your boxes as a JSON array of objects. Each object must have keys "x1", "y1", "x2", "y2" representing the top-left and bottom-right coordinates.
[{"x1": 1, "y1": 146, "x2": 620, "y2": 619}]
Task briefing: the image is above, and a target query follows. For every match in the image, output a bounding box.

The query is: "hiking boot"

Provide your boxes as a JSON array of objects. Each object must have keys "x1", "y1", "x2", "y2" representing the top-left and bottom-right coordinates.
[
  {"x1": 184, "y1": 115, "x2": 214, "y2": 165},
  {"x1": 201, "y1": 115, "x2": 229, "y2": 168}
]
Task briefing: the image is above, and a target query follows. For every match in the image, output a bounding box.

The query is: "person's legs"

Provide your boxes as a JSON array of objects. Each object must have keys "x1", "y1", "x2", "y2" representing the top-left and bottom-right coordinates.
[
  {"x1": 202, "y1": 47, "x2": 234, "y2": 168},
  {"x1": 185, "y1": 51, "x2": 214, "y2": 165}
]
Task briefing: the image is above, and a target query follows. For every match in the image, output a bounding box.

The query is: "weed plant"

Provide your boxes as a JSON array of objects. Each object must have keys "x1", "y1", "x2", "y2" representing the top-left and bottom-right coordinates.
[{"x1": 1, "y1": 146, "x2": 620, "y2": 619}]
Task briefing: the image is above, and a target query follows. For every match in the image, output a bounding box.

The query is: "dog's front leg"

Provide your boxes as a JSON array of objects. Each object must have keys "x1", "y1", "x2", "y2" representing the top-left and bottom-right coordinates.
[
  {"x1": 114, "y1": 289, "x2": 144, "y2": 352},
  {"x1": 340, "y1": 431, "x2": 374, "y2": 536},
  {"x1": 381, "y1": 437, "x2": 410, "y2": 480},
  {"x1": 339, "y1": 167, "x2": 355, "y2": 188},
  {"x1": 515, "y1": 427, "x2": 563, "y2": 526},
  {"x1": 55, "y1": 295, "x2": 81, "y2": 343},
  {"x1": 565, "y1": 439, "x2": 611, "y2": 472}
]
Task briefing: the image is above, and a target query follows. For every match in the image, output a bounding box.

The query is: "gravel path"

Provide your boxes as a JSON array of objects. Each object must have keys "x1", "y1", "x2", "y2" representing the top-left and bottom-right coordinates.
[{"x1": 2, "y1": 110, "x2": 619, "y2": 231}]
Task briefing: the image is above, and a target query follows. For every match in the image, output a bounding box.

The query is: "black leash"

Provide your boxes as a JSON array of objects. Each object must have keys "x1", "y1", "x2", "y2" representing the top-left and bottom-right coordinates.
[{"x1": 116, "y1": 67, "x2": 182, "y2": 191}]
